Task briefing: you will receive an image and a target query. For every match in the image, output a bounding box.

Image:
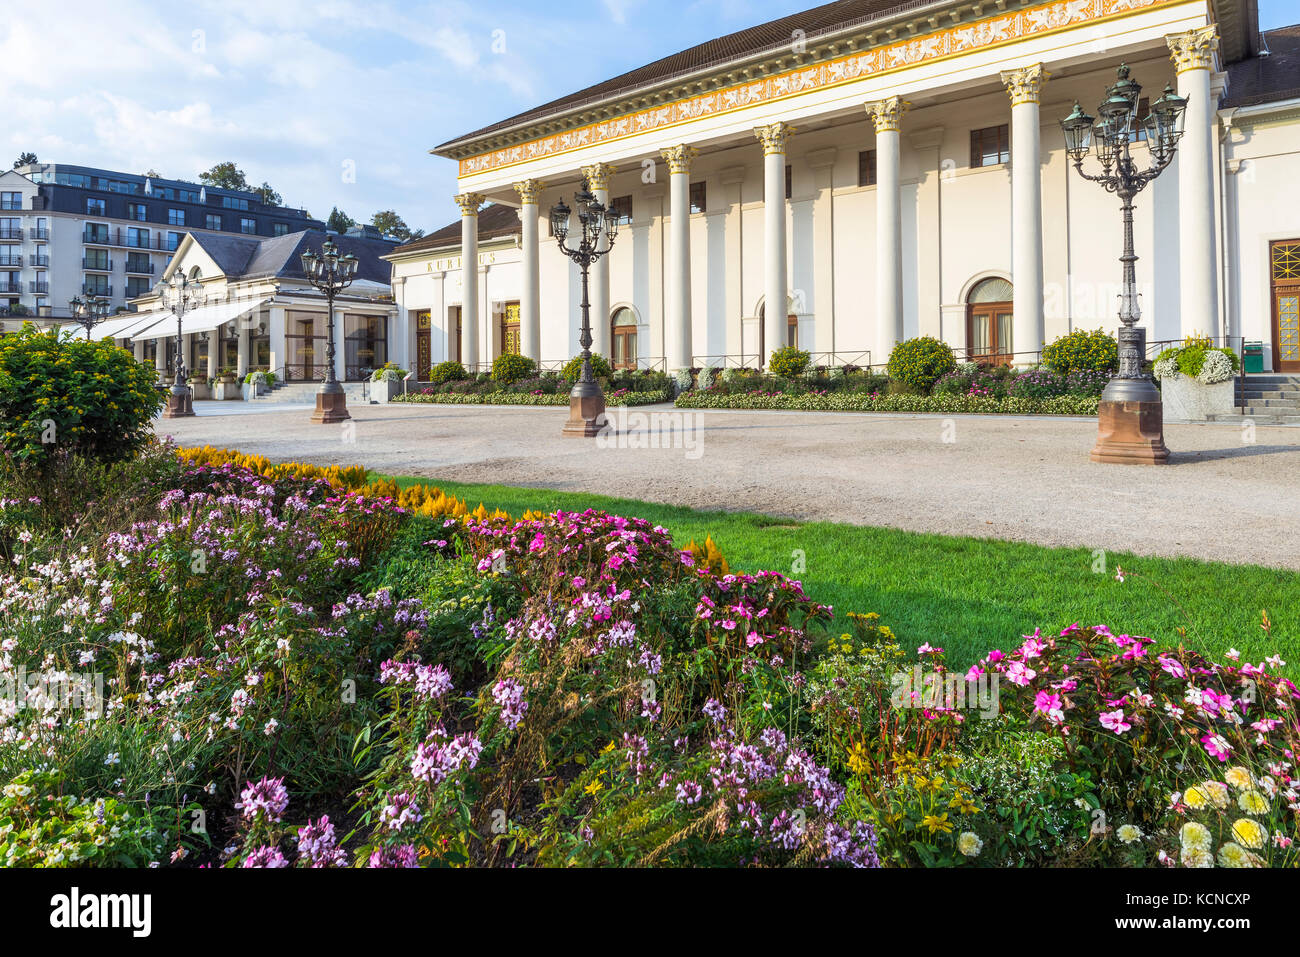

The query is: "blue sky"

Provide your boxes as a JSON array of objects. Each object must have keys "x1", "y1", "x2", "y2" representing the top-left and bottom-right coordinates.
[{"x1": 2, "y1": 0, "x2": 1294, "y2": 235}]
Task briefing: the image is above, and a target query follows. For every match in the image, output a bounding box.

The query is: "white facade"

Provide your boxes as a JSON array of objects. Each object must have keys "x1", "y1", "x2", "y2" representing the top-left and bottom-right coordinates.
[{"x1": 389, "y1": 0, "x2": 1299, "y2": 376}]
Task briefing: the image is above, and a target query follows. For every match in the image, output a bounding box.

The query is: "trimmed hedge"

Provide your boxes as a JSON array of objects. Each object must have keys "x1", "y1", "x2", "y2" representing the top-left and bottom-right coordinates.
[
  {"x1": 393, "y1": 389, "x2": 672, "y2": 407},
  {"x1": 674, "y1": 390, "x2": 1099, "y2": 415}
]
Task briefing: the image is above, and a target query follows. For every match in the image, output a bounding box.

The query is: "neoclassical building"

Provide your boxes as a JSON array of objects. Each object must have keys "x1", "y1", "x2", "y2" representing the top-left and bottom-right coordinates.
[{"x1": 388, "y1": 0, "x2": 1299, "y2": 377}]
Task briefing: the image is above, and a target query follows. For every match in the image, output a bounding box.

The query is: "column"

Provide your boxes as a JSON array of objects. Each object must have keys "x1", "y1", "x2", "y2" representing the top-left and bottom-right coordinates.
[
  {"x1": 1168, "y1": 25, "x2": 1220, "y2": 340},
  {"x1": 237, "y1": 321, "x2": 250, "y2": 378},
  {"x1": 154, "y1": 338, "x2": 166, "y2": 374},
  {"x1": 454, "y1": 193, "x2": 484, "y2": 367},
  {"x1": 268, "y1": 304, "x2": 287, "y2": 374},
  {"x1": 582, "y1": 164, "x2": 617, "y2": 363},
  {"x1": 134, "y1": 340, "x2": 144, "y2": 362},
  {"x1": 868, "y1": 96, "x2": 909, "y2": 365},
  {"x1": 332, "y1": 310, "x2": 346, "y2": 382},
  {"x1": 1001, "y1": 63, "x2": 1050, "y2": 363},
  {"x1": 513, "y1": 180, "x2": 544, "y2": 363},
  {"x1": 755, "y1": 123, "x2": 795, "y2": 366},
  {"x1": 806, "y1": 147, "x2": 837, "y2": 354},
  {"x1": 661, "y1": 145, "x2": 697, "y2": 371},
  {"x1": 207, "y1": 332, "x2": 218, "y2": 379}
]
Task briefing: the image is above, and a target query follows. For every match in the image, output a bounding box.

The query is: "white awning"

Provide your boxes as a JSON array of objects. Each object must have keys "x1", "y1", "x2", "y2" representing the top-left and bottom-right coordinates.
[
  {"x1": 129, "y1": 299, "x2": 269, "y2": 341},
  {"x1": 93, "y1": 312, "x2": 170, "y2": 342}
]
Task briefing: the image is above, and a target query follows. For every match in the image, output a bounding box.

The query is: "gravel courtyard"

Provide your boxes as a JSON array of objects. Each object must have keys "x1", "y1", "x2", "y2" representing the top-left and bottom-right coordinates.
[{"x1": 156, "y1": 401, "x2": 1300, "y2": 570}]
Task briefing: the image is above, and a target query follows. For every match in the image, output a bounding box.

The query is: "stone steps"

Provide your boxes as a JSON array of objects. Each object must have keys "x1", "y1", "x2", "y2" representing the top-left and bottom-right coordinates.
[{"x1": 1205, "y1": 410, "x2": 1300, "y2": 425}]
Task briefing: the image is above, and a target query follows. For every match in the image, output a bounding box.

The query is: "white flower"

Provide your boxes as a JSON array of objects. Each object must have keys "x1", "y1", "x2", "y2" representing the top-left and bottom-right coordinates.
[
  {"x1": 957, "y1": 831, "x2": 983, "y2": 858},
  {"x1": 1197, "y1": 349, "x2": 1235, "y2": 384},
  {"x1": 103, "y1": 752, "x2": 121, "y2": 766},
  {"x1": 1117, "y1": 824, "x2": 1143, "y2": 844}
]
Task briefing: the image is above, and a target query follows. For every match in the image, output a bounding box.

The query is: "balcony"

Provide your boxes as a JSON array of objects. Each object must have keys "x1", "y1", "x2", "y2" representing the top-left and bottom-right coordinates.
[
  {"x1": 124, "y1": 260, "x2": 155, "y2": 275},
  {"x1": 31, "y1": 255, "x2": 49, "y2": 267},
  {"x1": 0, "y1": 256, "x2": 20, "y2": 268},
  {"x1": 0, "y1": 200, "x2": 23, "y2": 211},
  {"x1": 82, "y1": 257, "x2": 113, "y2": 271},
  {"x1": 31, "y1": 227, "x2": 49, "y2": 241},
  {"x1": 0, "y1": 281, "x2": 21, "y2": 294},
  {"x1": 82, "y1": 284, "x2": 112, "y2": 297},
  {"x1": 29, "y1": 281, "x2": 49, "y2": 295},
  {"x1": 0, "y1": 227, "x2": 22, "y2": 241},
  {"x1": 82, "y1": 227, "x2": 177, "y2": 251}
]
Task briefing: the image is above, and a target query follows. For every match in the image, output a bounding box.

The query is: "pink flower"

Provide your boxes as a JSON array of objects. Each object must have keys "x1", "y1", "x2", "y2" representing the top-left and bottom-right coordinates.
[
  {"x1": 1200, "y1": 733, "x2": 1232, "y2": 762},
  {"x1": 1034, "y1": 690, "x2": 1065, "y2": 725},
  {"x1": 1099, "y1": 709, "x2": 1131, "y2": 735},
  {"x1": 1158, "y1": 655, "x2": 1186, "y2": 679},
  {"x1": 1005, "y1": 661, "x2": 1036, "y2": 687}
]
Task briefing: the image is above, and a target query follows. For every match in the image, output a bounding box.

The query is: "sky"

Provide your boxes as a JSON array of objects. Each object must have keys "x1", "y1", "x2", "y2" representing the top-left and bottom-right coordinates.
[{"x1": 2, "y1": 0, "x2": 1295, "y2": 236}]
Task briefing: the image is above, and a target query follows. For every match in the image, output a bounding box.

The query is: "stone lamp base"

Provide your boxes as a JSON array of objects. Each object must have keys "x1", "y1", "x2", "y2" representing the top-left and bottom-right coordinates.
[
  {"x1": 162, "y1": 387, "x2": 194, "y2": 418},
  {"x1": 563, "y1": 390, "x2": 607, "y2": 438},
  {"x1": 311, "y1": 389, "x2": 351, "y2": 424},
  {"x1": 1090, "y1": 399, "x2": 1170, "y2": 465}
]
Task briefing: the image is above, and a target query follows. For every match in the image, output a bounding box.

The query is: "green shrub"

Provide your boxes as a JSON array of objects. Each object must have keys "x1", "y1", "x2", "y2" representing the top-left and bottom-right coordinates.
[
  {"x1": 886, "y1": 336, "x2": 956, "y2": 392},
  {"x1": 371, "y1": 362, "x2": 409, "y2": 382},
  {"x1": 768, "y1": 346, "x2": 810, "y2": 377},
  {"x1": 430, "y1": 360, "x2": 468, "y2": 383},
  {"x1": 490, "y1": 352, "x2": 537, "y2": 384},
  {"x1": 1041, "y1": 329, "x2": 1118, "y2": 375},
  {"x1": 562, "y1": 353, "x2": 612, "y2": 383},
  {"x1": 0, "y1": 325, "x2": 163, "y2": 469}
]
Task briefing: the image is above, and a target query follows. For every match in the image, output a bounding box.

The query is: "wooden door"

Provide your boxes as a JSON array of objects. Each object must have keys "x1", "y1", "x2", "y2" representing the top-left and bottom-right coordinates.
[
  {"x1": 500, "y1": 302, "x2": 521, "y2": 356},
  {"x1": 967, "y1": 302, "x2": 1013, "y2": 365},
  {"x1": 416, "y1": 310, "x2": 432, "y2": 380}
]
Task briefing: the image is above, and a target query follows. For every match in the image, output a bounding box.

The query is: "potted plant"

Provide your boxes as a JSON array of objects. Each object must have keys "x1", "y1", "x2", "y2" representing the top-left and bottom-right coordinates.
[
  {"x1": 370, "y1": 362, "x2": 410, "y2": 403},
  {"x1": 1153, "y1": 335, "x2": 1239, "y2": 422},
  {"x1": 243, "y1": 369, "x2": 273, "y2": 399},
  {"x1": 187, "y1": 372, "x2": 211, "y2": 401},
  {"x1": 214, "y1": 366, "x2": 240, "y2": 401}
]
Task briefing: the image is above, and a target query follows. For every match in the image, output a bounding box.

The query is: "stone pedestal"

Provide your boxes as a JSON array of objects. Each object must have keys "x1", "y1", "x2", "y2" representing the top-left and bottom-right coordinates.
[
  {"x1": 311, "y1": 389, "x2": 351, "y2": 424},
  {"x1": 1091, "y1": 399, "x2": 1169, "y2": 465},
  {"x1": 563, "y1": 390, "x2": 607, "y2": 438},
  {"x1": 162, "y1": 387, "x2": 193, "y2": 418}
]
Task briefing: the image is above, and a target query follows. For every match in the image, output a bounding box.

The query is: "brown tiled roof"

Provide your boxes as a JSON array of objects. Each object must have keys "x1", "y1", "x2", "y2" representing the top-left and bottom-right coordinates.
[
  {"x1": 1223, "y1": 24, "x2": 1300, "y2": 107},
  {"x1": 436, "y1": 0, "x2": 920, "y2": 150},
  {"x1": 390, "y1": 202, "x2": 521, "y2": 256}
]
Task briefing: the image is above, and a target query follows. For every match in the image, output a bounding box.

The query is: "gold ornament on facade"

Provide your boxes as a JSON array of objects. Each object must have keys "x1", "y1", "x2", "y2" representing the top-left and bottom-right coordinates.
[
  {"x1": 512, "y1": 180, "x2": 545, "y2": 205},
  {"x1": 1166, "y1": 24, "x2": 1218, "y2": 74},
  {"x1": 580, "y1": 163, "x2": 618, "y2": 192},
  {"x1": 454, "y1": 193, "x2": 486, "y2": 216},
  {"x1": 1000, "y1": 63, "x2": 1051, "y2": 106},
  {"x1": 867, "y1": 96, "x2": 911, "y2": 133},
  {"x1": 753, "y1": 122, "x2": 796, "y2": 155},
  {"x1": 660, "y1": 144, "x2": 699, "y2": 175}
]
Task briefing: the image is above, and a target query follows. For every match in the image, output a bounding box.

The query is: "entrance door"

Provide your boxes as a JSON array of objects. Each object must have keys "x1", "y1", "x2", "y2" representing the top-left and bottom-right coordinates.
[
  {"x1": 500, "y1": 301, "x2": 521, "y2": 356},
  {"x1": 448, "y1": 306, "x2": 462, "y2": 364},
  {"x1": 966, "y1": 277, "x2": 1014, "y2": 365},
  {"x1": 1271, "y1": 241, "x2": 1300, "y2": 372},
  {"x1": 416, "y1": 310, "x2": 432, "y2": 379}
]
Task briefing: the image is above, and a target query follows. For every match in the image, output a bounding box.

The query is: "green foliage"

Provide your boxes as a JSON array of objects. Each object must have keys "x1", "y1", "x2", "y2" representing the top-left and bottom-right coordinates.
[
  {"x1": 0, "y1": 325, "x2": 162, "y2": 468},
  {"x1": 491, "y1": 352, "x2": 538, "y2": 384},
  {"x1": 1041, "y1": 328, "x2": 1119, "y2": 375},
  {"x1": 768, "y1": 345, "x2": 811, "y2": 377},
  {"x1": 429, "y1": 360, "x2": 468, "y2": 383},
  {"x1": 371, "y1": 362, "x2": 409, "y2": 382},
  {"x1": 562, "y1": 353, "x2": 613, "y2": 383},
  {"x1": 675, "y1": 389, "x2": 1099, "y2": 416},
  {"x1": 326, "y1": 207, "x2": 355, "y2": 232},
  {"x1": 887, "y1": 336, "x2": 956, "y2": 391},
  {"x1": 1157, "y1": 344, "x2": 1239, "y2": 378}
]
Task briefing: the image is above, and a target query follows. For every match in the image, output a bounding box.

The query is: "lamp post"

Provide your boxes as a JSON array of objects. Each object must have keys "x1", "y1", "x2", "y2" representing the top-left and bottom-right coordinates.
[
  {"x1": 300, "y1": 238, "x2": 358, "y2": 424},
  {"x1": 1060, "y1": 64, "x2": 1188, "y2": 465},
  {"x1": 549, "y1": 177, "x2": 621, "y2": 437},
  {"x1": 155, "y1": 270, "x2": 207, "y2": 418},
  {"x1": 68, "y1": 294, "x2": 110, "y2": 339}
]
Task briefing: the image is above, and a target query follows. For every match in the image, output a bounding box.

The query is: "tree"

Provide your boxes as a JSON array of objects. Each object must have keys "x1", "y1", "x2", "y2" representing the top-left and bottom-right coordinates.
[
  {"x1": 370, "y1": 210, "x2": 421, "y2": 241},
  {"x1": 327, "y1": 207, "x2": 356, "y2": 233},
  {"x1": 254, "y1": 182, "x2": 282, "y2": 207},
  {"x1": 13, "y1": 152, "x2": 37, "y2": 169},
  {"x1": 198, "y1": 162, "x2": 250, "y2": 191}
]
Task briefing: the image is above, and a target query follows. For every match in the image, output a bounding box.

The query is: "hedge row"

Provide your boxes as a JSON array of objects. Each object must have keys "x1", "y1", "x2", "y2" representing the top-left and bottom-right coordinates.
[
  {"x1": 673, "y1": 390, "x2": 1100, "y2": 416},
  {"x1": 392, "y1": 389, "x2": 672, "y2": 408}
]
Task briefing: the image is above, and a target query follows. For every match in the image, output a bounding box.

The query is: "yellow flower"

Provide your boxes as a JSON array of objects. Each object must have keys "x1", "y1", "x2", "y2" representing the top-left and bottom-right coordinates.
[
  {"x1": 921, "y1": 813, "x2": 953, "y2": 835},
  {"x1": 1238, "y1": 791, "x2": 1269, "y2": 816},
  {"x1": 1198, "y1": 781, "x2": 1231, "y2": 809},
  {"x1": 1179, "y1": 821, "x2": 1212, "y2": 852},
  {"x1": 1231, "y1": 818, "x2": 1267, "y2": 850},
  {"x1": 583, "y1": 780, "x2": 604, "y2": 796},
  {"x1": 1224, "y1": 766, "x2": 1253, "y2": 790},
  {"x1": 1217, "y1": 842, "x2": 1259, "y2": 868},
  {"x1": 1181, "y1": 847, "x2": 1214, "y2": 868},
  {"x1": 1183, "y1": 785, "x2": 1209, "y2": 810}
]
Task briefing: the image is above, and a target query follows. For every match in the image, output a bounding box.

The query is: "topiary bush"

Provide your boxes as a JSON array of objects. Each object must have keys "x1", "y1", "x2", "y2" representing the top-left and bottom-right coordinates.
[
  {"x1": 768, "y1": 346, "x2": 810, "y2": 378},
  {"x1": 1041, "y1": 328, "x2": 1118, "y2": 376},
  {"x1": 0, "y1": 325, "x2": 163, "y2": 469},
  {"x1": 886, "y1": 336, "x2": 956, "y2": 392},
  {"x1": 561, "y1": 353, "x2": 612, "y2": 383},
  {"x1": 490, "y1": 352, "x2": 537, "y2": 384},
  {"x1": 430, "y1": 360, "x2": 468, "y2": 383}
]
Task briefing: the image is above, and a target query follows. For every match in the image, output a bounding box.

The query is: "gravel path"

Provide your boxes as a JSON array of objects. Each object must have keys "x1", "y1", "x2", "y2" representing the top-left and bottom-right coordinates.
[{"x1": 155, "y1": 401, "x2": 1300, "y2": 570}]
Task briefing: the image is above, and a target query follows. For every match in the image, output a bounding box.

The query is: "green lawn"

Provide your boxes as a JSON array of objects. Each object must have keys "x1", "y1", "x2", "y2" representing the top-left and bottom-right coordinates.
[{"x1": 377, "y1": 474, "x2": 1298, "y2": 671}]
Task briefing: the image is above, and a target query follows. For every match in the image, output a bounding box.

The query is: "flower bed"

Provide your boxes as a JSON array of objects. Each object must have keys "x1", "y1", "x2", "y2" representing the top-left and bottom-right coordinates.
[
  {"x1": 394, "y1": 388, "x2": 671, "y2": 407},
  {"x1": 675, "y1": 389, "x2": 1099, "y2": 415}
]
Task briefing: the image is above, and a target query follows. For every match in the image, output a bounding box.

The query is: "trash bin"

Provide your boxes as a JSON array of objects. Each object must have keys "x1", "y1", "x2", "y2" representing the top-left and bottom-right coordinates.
[{"x1": 1243, "y1": 341, "x2": 1264, "y2": 374}]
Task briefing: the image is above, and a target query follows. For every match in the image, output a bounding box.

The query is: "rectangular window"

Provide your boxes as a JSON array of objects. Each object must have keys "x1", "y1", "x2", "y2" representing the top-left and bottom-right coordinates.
[
  {"x1": 126, "y1": 276, "x2": 151, "y2": 298},
  {"x1": 205, "y1": 214, "x2": 222, "y2": 231},
  {"x1": 126, "y1": 253, "x2": 151, "y2": 273},
  {"x1": 0, "y1": 192, "x2": 21, "y2": 211},
  {"x1": 84, "y1": 223, "x2": 109, "y2": 244},
  {"x1": 858, "y1": 149, "x2": 877, "y2": 187},
  {"x1": 168, "y1": 208, "x2": 185, "y2": 226},
  {"x1": 608, "y1": 196, "x2": 633, "y2": 225},
  {"x1": 240, "y1": 218, "x2": 256, "y2": 234},
  {"x1": 167, "y1": 231, "x2": 184, "y2": 251},
  {"x1": 127, "y1": 202, "x2": 148, "y2": 221},
  {"x1": 84, "y1": 248, "x2": 110, "y2": 270},
  {"x1": 970, "y1": 124, "x2": 1010, "y2": 168},
  {"x1": 83, "y1": 274, "x2": 110, "y2": 295},
  {"x1": 785, "y1": 165, "x2": 793, "y2": 200},
  {"x1": 222, "y1": 196, "x2": 251, "y2": 211},
  {"x1": 86, "y1": 198, "x2": 106, "y2": 216},
  {"x1": 689, "y1": 181, "x2": 706, "y2": 215},
  {"x1": 127, "y1": 227, "x2": 151, "y2": 249},
  {"x1": 273, "y1": 222, "x2": 289, "y2": 237}
]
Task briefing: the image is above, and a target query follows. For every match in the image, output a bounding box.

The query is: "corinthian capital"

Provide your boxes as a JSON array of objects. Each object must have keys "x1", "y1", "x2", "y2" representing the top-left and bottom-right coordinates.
[
  {"x1": 660, "y1": 144, "x2": 699, "y2": 176},
  {"x1": 1167, "y1": 25, "x2": 1219, "y2": 73},
  {"x1": 867, "y1": 96, "x2": 911, "y2": 134},
  {"x1": 454, "y1": 193, "x2": 485, "y2": 216},
  {"x1": 512, "y1": 180, "x2": 545, "y2": 206},
  {"x1": 580, "y1": 163, "x2": 617, "y2": 193},
  {"x1": 1001, "y1": 63, "x2": 1051, "y2": 106},
  {"x1": 754, "y1": 122, "x2": 796, "y2": 155}
]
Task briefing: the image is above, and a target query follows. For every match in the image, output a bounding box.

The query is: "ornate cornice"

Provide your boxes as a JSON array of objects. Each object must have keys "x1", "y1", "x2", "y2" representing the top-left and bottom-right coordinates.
[
  {"x1": 1167, "y1": 24, "x2": 1218, "y2": 74},
  {"x1": 580, "y1": 163, "x2": 618, "y2": 192},
  {"x1": 512, "y1": 179, "x2": 545, "y2": 205},
  {"x1": 660, "y1": 144, "x2": 699, "y2": 175},
  {"x1": 1001, "y1": 62, "x2": 1051, "y2": 106},
  {"x1": 454, "y1": 193, "x2": 485, "y2": 216},
  {"x1": 867, "y1": 96, "x2": 910, "y2": 133},
  {"x1": 754, "y1": 121, "x2": 796, "y2": 155}
]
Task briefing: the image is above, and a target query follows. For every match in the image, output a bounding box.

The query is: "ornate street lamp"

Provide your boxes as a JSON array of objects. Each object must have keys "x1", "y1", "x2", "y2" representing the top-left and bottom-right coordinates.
[
  {"x1": 1061, "y1": 64, "x2": 1187, "y2": 465},
  {"x1": 154, "y1": 270, "x2": 207, "y2": 418},
  {"x1": 549, "y1": 177, "x2": 621, "y2": 437},
  {"x1": 68, "y1": 294, "x2": 110, "y2": 339},
  {"x1": 300, "y1": 237, "x2": 358, "y2": 424}
]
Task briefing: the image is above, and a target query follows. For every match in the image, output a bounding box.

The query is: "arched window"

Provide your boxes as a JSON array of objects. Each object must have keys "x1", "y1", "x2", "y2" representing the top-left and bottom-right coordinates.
[
  {"x1": 966, "y1": 277, "x2": 1013, "y2": 365},
  {"x1": 611, "y1": 307, "x2": 638, "y2": 370}
]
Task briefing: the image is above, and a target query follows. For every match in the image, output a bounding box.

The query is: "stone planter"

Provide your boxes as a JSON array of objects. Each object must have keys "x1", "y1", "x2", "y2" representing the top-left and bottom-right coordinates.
[
  {"x1": 188, "y1": 381, "x2": 212, "y2": 401},
  {"x1": 1159, "y1": 376, "x2": 1235, "y2": 422},
  {"x1": 214, "y1": 380, "x2": 241, "y2": 401},
  {"x1": 371, "y1": 378, "x2": 407, "y2": 404}
]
